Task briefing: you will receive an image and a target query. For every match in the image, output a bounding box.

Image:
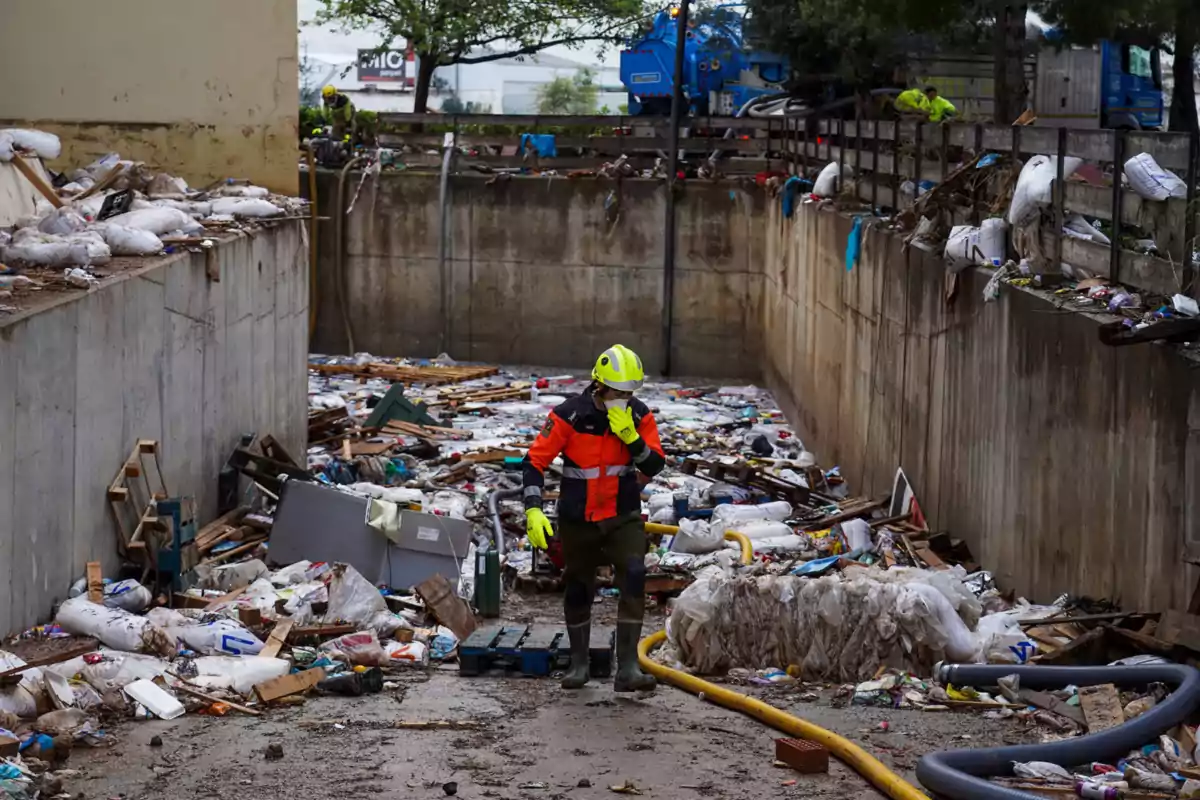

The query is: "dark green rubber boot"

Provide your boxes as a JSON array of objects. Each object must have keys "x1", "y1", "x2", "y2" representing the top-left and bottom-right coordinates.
[
  {"x1": 560, "y1": 622, "x2": 591, "y2": 690},
  {"x1": 613, "y1": 622, "x2": 656, "y2": 693}
]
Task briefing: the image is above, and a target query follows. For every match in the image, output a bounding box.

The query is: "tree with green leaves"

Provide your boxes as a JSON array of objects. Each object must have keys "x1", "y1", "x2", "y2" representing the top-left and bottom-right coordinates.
[
  {"x1": 1033, "y1": 0, "x2": 1198, "y2": 133},
  {"x1": 314, "y1": 0, "x2": 649, "y2": 114},
  {"x1": 536, "y1": 68, "x2": 600, "y2": 114}
]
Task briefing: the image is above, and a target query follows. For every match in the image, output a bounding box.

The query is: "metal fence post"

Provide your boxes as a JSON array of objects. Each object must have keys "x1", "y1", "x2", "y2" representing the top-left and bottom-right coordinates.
[
  {"x1": 913, "y1": 122, "x2": 924, "y2": 209},
  {"x1": 1054, "y1": 126, "x2": 1067, "y2": 271},
  {"x1": 836, "y1": 118, "x2": 846, "y2": 195},
  {"x1": 1110, "y1": 129, "x2": 1126, "y2": 285},
  {"x1": 1185, "y1": 131, "x2": 1198, "y2": 298},
  {"x1": 872, "y1": 120, "x2": 880, "y2": 210}
]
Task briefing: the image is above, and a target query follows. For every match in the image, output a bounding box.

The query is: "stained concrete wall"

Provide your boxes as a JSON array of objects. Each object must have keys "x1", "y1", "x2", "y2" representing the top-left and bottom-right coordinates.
[
  {"x1": 0, "y1": 0, "x2": 299, "y2": 194},
  {"x1": 309, "y1": 171, "x2": 763, "y2": 379},
  {"x1": 0, "y1": 224, "x2": 309, "y2": 637},
  {"x1": 762, "y1": 203, "x2": 1200, "y2": 611}
]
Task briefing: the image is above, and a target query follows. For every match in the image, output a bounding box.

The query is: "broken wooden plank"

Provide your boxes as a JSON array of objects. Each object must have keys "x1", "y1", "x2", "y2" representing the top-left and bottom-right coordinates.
[
  {"x1": 416, "y1": 573, "x2": 477, "y2": 641},
  {"x1": 287, "y1": 624, "x2": 356, "y2": 643},
  {"x1": 254, "y1": 667, "x2": 327, "y2": 703},
  {"x1": 260, "y1": 619, "x2": 295, "y2": 659},
  {"x1": 11, "y1": 156, "x2": 64, "y2": 208},
  {"x1": 1018, "y1": 688, "x2": 1086, "y2": 727},
  {"x1": 202, "y1": 584, "x2": 250, "y2": 611},
  {"x1": 174, "y1": 684, "x2": 261, "y2": 716},
  {"x1": 0, "y1": 640, "x2": 100, "y2": 682},
  {"x1": 1078, "y1": 684, "x2": 1124, "y2": 732},
  {"x1": 194, "y1": 506, "x2": 250, "y2": 546},
  {"x1": 86, "y1": 562, "x2": 103, "y2": 603}
]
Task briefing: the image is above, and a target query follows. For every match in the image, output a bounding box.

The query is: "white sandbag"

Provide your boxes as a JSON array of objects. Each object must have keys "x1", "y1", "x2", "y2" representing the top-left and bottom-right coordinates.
[
  {"x1": 1007, "y1": 155, "x2": 1082, "y2": 227},
  {"x1": 2, "y1": 129, "x2": 62, "y2": 160},
  {"x1": 839, "y1": 519, "x2": 873, "y2": 552},
  {"x1": 944, "y1": 225, "x2": 981, "y2": 273},
  {"x1": 1063, "y1": 214, "x2": 1111, "y2": 245},
  {"x1": 106, "y1": 206, "x2": 199, "y2": 235},
  {"x1": 79, "y1": 653, "x2": 169, "y2": 693},
  {"x1": 3, "y1": 237, "x2": 90, "y2": 267},
  {"x1": 269, "y1": 560, "x2": 314, "y2": 586},
  {"x1": 671, "y1": 518, "x2": 725, "y2": 554},
  {"x1": 733, "y1": 519, "x2": 794, "y2": 541},
  {"x1": 194, "y1": 559, "x2": 268, "y2": 593},
  {"x1": 191, "y1": 656, "x2": 290, "y2": 694},
  {"x1": 0, "y1": 132, "x2": 13, "y2": 163},
  {"x1": 68, "y1": 231, "x2": 111, "y2": 265},
  {"x1": 163, "y1": 618, "x2": 264, "y2": 656},
  {"x1": 103, "y1": 579, "x2": 152, "y2": 612},
  {"x1": 1125, "y1": 152, "x2": 1188, "y2": 201},
  {"x1": 102, "y1": 224, "x2": 164, "y2": 256},
  {"x1": 710, "y1": 501, "x2": 791, "y2": 529},
  {"x1": 904, "y1": 582, "x2": 976, "y2": 663},
  {"x1": 155, "y1": 199, "x2": 213, "y2": 218},
  {"x1": 978, "y1": 217, "x2": 1008, "y2": 265},
  {"x1": 209, "y1": 197, "x2": 285, "y2": 219},
  {"x1": 55, "y1": 595, "x2": 167, "y2": 654},
  {"x1": 72, "y1": 153, "x2": 120, "y2": 182},
  {"x1": 320, "y1": 630, "x2": 389, "y2": 666},
  {"x1": 38, "y1": 208, "x2": 87, "y2": 236},
  {"x1": 325, "y1": 563, "x2": 401, "y2": 637},
  {"x1": 813, "y1": 162, "x2": 849, "y2": 197},
  {"x1": 146, "y1": 173, "x2": 189, "y2": 196},
  {"x1": 217, "y1": 185, "x2": 269, "y2": 198}
]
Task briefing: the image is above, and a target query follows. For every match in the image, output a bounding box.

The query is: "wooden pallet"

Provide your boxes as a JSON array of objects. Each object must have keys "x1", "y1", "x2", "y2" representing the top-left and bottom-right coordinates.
[
  {"x1": 428, "y1": 385, "x2": 532, "y2": 407},
  {"x1": 459, "y1": 624, "x2": 614, "y2": 678},
  {"x1": 680, "y1": 458, "x2": 813, "y2": 507},
  {"x1": 106, "y1": 439, "x2": 169, "y2": 559},
  {"x1": 309, "y1": 361, "x2": 500, "y2": 386},
  {"x1": 382, "y1": 420, "x2": 473, "y2": 441}
]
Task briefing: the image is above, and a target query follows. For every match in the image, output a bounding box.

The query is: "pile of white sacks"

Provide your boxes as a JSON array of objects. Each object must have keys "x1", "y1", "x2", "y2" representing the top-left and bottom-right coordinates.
[
  {"x1": 0, "y1": 128, "x2": 304, "y2": 271},
  {"x1": 666, "y1": 566, "x2": 1057, "y2": 681}
]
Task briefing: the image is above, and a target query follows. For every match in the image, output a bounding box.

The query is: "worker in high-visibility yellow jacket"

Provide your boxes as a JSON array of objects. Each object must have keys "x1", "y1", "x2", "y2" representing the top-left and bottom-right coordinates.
[
  {"x1": 928, "y1": 91, "x2": 958, "y2": 123},
  {"x1": 895, "y1": 86, "x2": 932, "y2": 118},
  {"x1": 322, "y1": 85, "x2": 357, "y2": 144}
]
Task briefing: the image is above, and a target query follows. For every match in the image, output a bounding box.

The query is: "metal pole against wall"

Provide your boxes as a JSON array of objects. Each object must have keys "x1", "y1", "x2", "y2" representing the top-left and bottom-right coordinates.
[
  {"x1": 1053, "y1": 126, "x2": 1067, "y2": 272},
  {"x1": 1110, "y1": 130, "x2": 1126, "y2": 285},
  {"x1": 661, "y1": 0, "x2": 690, "y2": 376}
]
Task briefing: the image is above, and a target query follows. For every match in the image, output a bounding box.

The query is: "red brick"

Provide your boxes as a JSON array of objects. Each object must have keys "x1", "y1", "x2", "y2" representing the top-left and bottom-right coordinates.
[{"x1": 775, "y1": 738, "x2": 829, "y2": 774}]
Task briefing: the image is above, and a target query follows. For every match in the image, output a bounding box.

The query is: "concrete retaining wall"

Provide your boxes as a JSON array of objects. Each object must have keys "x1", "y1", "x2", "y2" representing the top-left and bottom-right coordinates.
[
  {"x1": 309, "y1": 171, "x2": 763, "y2": 379},
  {"x1": 0, "y1": 223, "x2": 309, "y2": 636},
  {"x1": 762, "y1": 203, "x2": 1200, "y2": 610}
]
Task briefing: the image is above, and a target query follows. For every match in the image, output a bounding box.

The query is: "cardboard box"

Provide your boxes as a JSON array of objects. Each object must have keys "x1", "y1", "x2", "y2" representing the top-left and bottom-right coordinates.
[{"x1": 254, "y1": 667, "x2": 327, "y2": 703}]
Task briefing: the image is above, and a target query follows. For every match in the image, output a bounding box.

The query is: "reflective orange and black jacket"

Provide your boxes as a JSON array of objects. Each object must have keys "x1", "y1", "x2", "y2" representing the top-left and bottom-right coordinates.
[{"x1": 523, "y1": 388, "x2": 666, "y2": 523}]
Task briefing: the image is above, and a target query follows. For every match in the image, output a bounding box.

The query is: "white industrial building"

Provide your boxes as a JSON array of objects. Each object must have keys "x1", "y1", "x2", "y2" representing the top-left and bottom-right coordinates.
[{"x1": 299, "y1": 0, "x2": 624, "y2": 114}]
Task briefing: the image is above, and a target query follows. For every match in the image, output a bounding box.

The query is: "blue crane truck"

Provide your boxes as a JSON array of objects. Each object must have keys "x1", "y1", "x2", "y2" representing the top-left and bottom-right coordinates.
[{"x1": 618, "y1": 4, "x2": 789, "y2": 116}]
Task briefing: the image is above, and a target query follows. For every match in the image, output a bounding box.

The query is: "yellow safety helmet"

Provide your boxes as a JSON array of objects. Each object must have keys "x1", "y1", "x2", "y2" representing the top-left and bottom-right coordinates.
[
  {"x1": 322, "y1": 85, "x2": 337, "y2": 98},
  {"x1": 592, "y1": 344, "x2": 645, "y2": 392}
]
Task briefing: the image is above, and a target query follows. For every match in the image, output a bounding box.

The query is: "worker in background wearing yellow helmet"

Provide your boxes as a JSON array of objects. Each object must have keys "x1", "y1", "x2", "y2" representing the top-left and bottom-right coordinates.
[
  {"x1": 522, "y1": 345, "x2": 666, "y2": 692},
  {"x1": 321, "y1": 84, "x2": 356, "y2": 144}
]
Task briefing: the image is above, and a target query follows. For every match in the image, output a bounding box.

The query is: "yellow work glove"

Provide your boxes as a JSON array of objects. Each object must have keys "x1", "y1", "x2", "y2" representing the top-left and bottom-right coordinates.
[
  {"x1": 607, "y1": 405, "x2": 640, "y2": 446},
  {"x1": 525, "y1": 507, "x2": 555, "y2": 550}
]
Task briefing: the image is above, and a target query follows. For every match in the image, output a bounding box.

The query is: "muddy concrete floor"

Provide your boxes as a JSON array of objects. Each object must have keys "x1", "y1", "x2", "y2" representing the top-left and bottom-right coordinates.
[{"x1": 67, "y1": 594, "x2": 1036, "y2": 800}]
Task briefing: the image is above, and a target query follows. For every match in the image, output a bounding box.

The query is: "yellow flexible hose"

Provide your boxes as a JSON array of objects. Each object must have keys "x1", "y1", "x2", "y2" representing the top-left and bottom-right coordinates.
[
  {"x1": 637, "y1": 630, "x2": 926, "y2": 800},
  {"x1": 643, "y1": 522, "x2": 755, "y2": 566}
]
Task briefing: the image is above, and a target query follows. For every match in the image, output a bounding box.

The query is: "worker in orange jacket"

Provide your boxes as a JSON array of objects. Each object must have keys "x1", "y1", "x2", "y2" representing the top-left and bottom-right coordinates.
[{"x1": 522, "y1": 344, "x2": 666, "y2": 691}]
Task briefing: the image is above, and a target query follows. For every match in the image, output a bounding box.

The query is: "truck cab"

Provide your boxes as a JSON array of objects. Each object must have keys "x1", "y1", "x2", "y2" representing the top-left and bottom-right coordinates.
[{"x1": 1034, "y1": 40, "x2": 1164, "y2": 129}]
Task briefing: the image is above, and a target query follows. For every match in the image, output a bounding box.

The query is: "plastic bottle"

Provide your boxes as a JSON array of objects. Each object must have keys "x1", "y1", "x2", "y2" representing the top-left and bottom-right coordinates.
[{"x1": 1075, "y1": 781, "x2": 1122, "y2": 800}]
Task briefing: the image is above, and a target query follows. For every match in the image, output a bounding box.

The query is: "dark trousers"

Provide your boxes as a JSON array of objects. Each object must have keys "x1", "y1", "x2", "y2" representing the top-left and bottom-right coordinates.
[{"x1": 559, "y1": 512, "x2": 648, "y2": 627}]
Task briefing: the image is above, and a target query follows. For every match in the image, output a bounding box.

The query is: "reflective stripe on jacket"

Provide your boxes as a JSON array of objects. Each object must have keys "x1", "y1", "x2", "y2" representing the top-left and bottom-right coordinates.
[{"x1": 522, "y1": 388, "x2": 666, "y2": 522}]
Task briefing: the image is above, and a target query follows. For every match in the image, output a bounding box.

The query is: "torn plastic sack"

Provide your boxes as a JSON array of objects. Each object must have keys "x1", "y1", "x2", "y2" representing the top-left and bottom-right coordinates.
[
  {"x1": 146, "y1": 174, "x2": 189, "y2": 197},
  {"x1": 106, "y1": 207, "x2": 201, "y2": 236},
  {"x1": 838, "y1": 519, "x2": 873, "y2": 552},
  {"x1": 978, "y1": 217, "x2": 1008, "y2": 265},
  {"x1": 973, "y1": 609, "x2": 1037, "y2": 664},
  {"x1": 1, "y1": 129, "x2": 62, "y2": 160},
  {"x1": 320, "y1": 630, "x2": 389, "y2": 666},
  {"x1": 55, "y1": 596, "x2": 172, "y2": 655},
  {"x1": 209, "y1": 198, "x2": 284, "y2": 219},
  {"x1": 2, "y1": 234, "x2": 91, "y2": 267},
  {"x1": 78, "y1": 653, "x2": 169, "y2": 693},
  {"x1": 387, "y1": 640, "x2": 429, "y2": 666},
  {"x1": 944, "y1": 225, "x2": 982, "y2": 273},
  {"x1": 325, "y1": 563, "x2": 402, "y2": 637},
  {"x1": 813, "y1": 162, "x2": 850, "y2": 197},
  {"x1": 1061, "y1": 213, "x2": 1112, "y2": 245},
  {"x1": 671, "y1": 519, "x2": 725, "y2": 555},
  {"x1": 33, "y1": 708, "x2": 97, "y2": 738},
  {"x1": 38, "y1": 208, "x2": 87, "y2": 236},
  {"x1": 1007, "y1": 155, "x2": 1082, "y2": 227},
  {"x1": 102, "y1": 224, "x2": 164, "y2": 256},
  {"x1": 0, "y1": 652, "x2": 46, "y2": 719},
  {"x1": 0, "y1": 132, "x2": 14, "y2": 162},
  {"x1": 190, "y1": 656, "x2": 290, "y2": 694},
  {"x1": 1012, "y1": 762, "x2": 1072, "y2": 783},
  {"x1": 194, "y1": 559, "x2": 268, "y2": 593},
  {"x1": 1125, "y1": 152, "x2": 1188, "y2": 201},
  {"x1": 103, "y1": 579, "x2": 153, "y2": 612}
]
